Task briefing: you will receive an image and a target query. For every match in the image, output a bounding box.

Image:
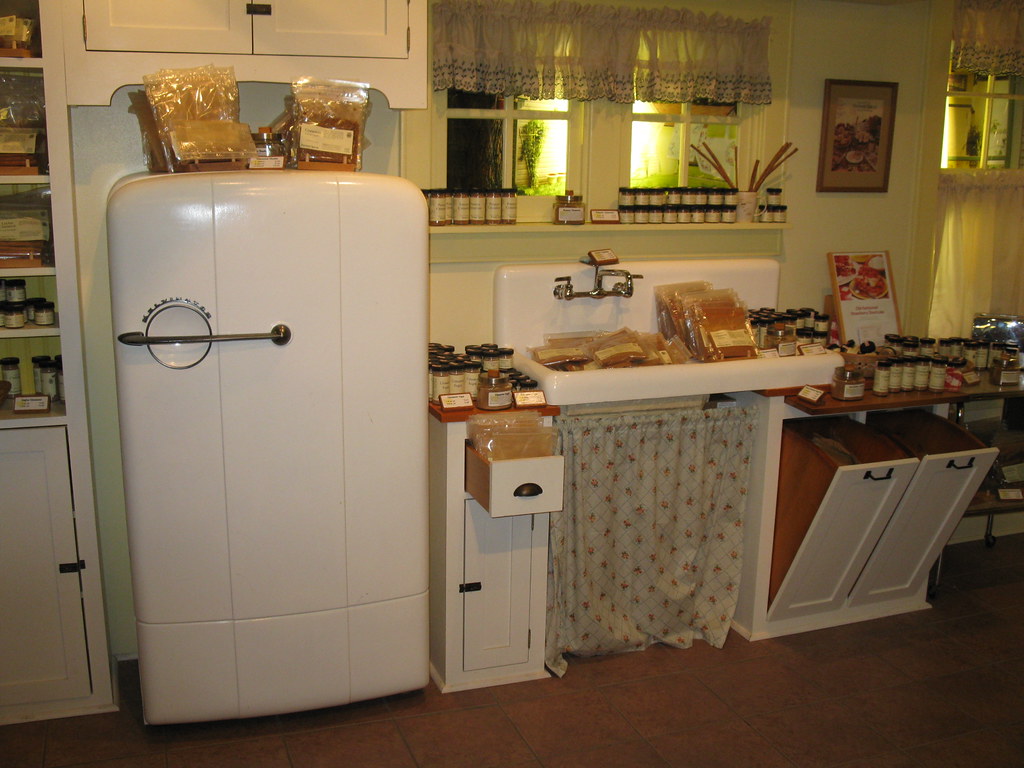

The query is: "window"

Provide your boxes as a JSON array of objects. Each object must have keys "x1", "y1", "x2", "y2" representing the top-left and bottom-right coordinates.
[
  {"x1": 943, "y1": 66, "x2": 1024, "y2": 169},
  {"x1": 441, "y1": 90, "x2": 581, "y2": 210},
  {"x1": 630, "y1": 101, "x2": 739, "y2": 188}
]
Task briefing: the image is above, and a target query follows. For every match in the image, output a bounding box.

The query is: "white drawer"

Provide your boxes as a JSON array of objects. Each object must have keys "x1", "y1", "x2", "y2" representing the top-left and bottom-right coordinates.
[{"x1": 464, "y1": 443, "x2": 564, "y2": 517}]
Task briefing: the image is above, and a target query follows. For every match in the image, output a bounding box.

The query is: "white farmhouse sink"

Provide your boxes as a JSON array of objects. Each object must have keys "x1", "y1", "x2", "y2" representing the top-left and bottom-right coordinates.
[{"x1": 493, "y1": 258, "x2": 842, "y2": 405}]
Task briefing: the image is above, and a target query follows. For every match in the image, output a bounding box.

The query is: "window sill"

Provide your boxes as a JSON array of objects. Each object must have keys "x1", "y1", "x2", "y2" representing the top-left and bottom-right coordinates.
[{"x1": 429, "y1": 222, "x2": 790, "y2": 235}]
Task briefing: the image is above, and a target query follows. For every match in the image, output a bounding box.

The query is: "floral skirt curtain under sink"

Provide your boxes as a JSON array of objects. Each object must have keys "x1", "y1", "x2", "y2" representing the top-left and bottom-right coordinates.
[{"x1": 546, "y1": 403, "x2": 758, "y2": 676}]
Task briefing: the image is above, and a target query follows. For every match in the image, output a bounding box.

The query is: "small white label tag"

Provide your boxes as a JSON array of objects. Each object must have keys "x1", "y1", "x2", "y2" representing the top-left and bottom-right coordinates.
[
  {"x1": 798, "y1": 343, "x2": 826, "y2": 355},
  {"x1": 998, "y1": 487, "x2": 1024, "y2": 501},
  {"x1": 514, "y1": 390, "x2": 547, "y2": 407},
  {"x1": 13, "y1": 394, "x2": 49, "y2": 413},
  {"x1": 249, "y1": 156, "x2": 285, "y2": 170},
  {"x1": 299, "y1": 124, "x2": 354, "y2": 155},
  {"x1": 439, "y1": 393, "x2": 474, "y2": 410},
  {"x1": 759, "y1": 348, "x2": 780, "y2": 359},
  {"x1": 797, "y1": 385, "x2": 826, "y2": 403}
]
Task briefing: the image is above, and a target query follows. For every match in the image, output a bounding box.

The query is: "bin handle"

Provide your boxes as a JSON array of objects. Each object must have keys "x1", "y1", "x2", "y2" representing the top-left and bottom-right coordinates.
[
  {"x1": 946, "y1": 457, "x2": 976, "y2": 470},
  {"x1": 514, "y1": 482, "x2": 543, "y2": 498},
  {"x1": 863, "y1": 468, "x2": 894, "y2": 481}
]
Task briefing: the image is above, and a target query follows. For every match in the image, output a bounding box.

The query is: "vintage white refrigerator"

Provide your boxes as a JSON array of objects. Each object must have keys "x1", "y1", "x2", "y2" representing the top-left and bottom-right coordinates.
[{"x1": 107, "y1": 171, "x2": 429, "y2": 724}]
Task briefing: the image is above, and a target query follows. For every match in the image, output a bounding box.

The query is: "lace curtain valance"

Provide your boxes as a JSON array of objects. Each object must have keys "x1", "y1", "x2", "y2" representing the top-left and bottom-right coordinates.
[
  {"x1": 953, "y1": 0, "x2": 1024, "y2": 75},
  {"x1": 432, "y1": 0, "x2": 772, "y2": 104}
]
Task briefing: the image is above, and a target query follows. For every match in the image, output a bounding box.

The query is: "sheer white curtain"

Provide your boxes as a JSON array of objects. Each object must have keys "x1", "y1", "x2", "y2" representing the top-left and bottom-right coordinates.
[
  {"x1": 953, "y1": 0, "x2": 1024, "y2": 76},
  {"x1": 432, "y1": 0, "x2": 772, "y2": 104},
  {"x1": 929, "y1": 171, "x2": 1024, "y2": 337}
]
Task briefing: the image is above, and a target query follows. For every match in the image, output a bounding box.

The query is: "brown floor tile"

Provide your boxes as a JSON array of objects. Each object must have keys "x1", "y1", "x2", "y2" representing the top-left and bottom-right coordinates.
[
  {"x1": 920, "y1": 663, "x2": 1024, "y2": 727},
  {"x1": 285, "y1": 720, "x2": 416, "y2": 768},
  {"x1": 558, "y1": 643, "x2": 688, "y2": 688},
  {"x1": 648, "y1": 720, "x2": 794, "y2": 768},
  {"x1": 828, "y1": 752, "x2": 922, "y2": 768},
  {"x1": 877, "y1": 635, "x2": 983, "y2": 680},
  {"x1": 44, "y1": 710, "x2": 166, "y2": 767},
  {"x1": 164, "y1": 734, "x2": 289, "y2": 768},
  {"x1": 844, "y1": 680, "x2": 982, "y2": 749},
  {"x1": 158, "y1": 714, "x2": 280, "y2": 751},
  {"x1": 0, "y1": 720, "x2": 47, "y2": 768},
  {"x1": 903, "y1": 726, "x2": 1024, "y2": 767},
  {"x1": 387, "y1": 679, "x2": 496, "y2": 718},
  {"x1": 501, "y1": 689, "x2": 638, "y2": 759},
  {"x1": 782, "y1": 648, "x2": 911, "y2": 697},
  {"x1": 941, "y1": 610, "x2": 1024, "y2": 664},
  {"x1": 747, "y1": 697, "x2": 896, "y2": 768},
  {"x1": 396, "y1": 705, "x2": 534, "y2": 768},
  {"x1": 54, "y1": 757, "x2": 167, "y2": 768},
  {"x1": 693, "y1": 655, "x2": 824, "y2": 717},
  {"x1": 540, "y1": 738, "x2": 671, "y2": 767},
  {"x1": 275, "y1": 697, "x2": 392, "y2": 733},
  {"x1": 598, "y1": 672, "x2": 735, "y2": 739},
  {"x1": 669, "y1": 630, "x2": 780, "y2": 672}
]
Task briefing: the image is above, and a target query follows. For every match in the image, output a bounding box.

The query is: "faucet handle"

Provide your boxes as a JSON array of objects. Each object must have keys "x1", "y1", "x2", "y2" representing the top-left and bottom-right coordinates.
[{"x1": 553, "y1": 276, "x2": 574, "y2": 300}]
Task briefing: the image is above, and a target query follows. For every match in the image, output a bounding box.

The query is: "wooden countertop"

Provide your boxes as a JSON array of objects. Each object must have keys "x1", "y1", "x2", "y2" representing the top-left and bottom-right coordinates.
[{"x1": 759, "y1": 376, "x2": 1024, "y2": 416}]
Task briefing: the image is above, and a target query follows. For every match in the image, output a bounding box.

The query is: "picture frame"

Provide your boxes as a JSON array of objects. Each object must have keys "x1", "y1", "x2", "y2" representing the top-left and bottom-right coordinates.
[{"x1": 816, "y1": 79, "x2": 898, "y2": 193}]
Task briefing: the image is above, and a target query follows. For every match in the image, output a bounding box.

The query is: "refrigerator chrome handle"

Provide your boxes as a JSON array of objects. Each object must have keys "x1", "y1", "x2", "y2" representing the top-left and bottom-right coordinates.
[{"x1": 118, "y1": 324, "x2": 292, "y2": 347}]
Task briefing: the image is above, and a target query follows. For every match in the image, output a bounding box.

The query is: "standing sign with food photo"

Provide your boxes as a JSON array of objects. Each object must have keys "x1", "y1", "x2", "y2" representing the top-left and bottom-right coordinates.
[{"x1": 828, "y1": 251, "x2": 901, "y2": 347}]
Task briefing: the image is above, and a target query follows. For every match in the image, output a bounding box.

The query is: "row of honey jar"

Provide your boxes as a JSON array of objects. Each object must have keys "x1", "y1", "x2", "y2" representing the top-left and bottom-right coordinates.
[
  {"x1": 428, "y1": 342, "x2": 538, "y2": 409},
  {"x1": 1, "y1": 354, "x2": 64, "y2": 399}
]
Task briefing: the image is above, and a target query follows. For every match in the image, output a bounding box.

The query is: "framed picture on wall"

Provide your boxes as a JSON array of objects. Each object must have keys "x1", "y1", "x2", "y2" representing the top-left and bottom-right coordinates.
[{"x1": 816, "y1": 79, "x2": 898, "y2": 192}]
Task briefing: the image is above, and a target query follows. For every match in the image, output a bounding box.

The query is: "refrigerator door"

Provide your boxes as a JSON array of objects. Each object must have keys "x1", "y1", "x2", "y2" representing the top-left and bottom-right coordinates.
[{"x1": 108, "y1": 171, "x2": 429, "y2": 723}]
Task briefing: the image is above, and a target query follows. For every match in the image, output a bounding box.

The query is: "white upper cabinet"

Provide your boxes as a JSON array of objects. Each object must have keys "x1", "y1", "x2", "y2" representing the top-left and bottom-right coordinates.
[{"x1": 84, "y1": 0, "x2": 410, "y2": 58}]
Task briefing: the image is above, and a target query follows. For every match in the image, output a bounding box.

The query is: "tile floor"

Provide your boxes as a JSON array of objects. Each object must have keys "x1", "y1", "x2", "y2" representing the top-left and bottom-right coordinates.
[{"x1": 4, "y1": 533, "x2": 1024, "y2": 768}]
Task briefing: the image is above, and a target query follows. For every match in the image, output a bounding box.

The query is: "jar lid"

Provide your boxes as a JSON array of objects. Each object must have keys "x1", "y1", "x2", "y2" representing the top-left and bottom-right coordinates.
[
  {"x1": 482, "y1": 369, "x2": 507, "y2": 384},
  {"x1": 31, "y1": 355, "x2": 51, "y2": 363},
  {"x1": 1, "y1": 356, "x2": 19, "y2": 364},
  {"x1": 833, "y1": 365, "x2": 863, "y2": 381},
  {"x1": 556, "y1": 191, "x2": 583, "y2": 203}
]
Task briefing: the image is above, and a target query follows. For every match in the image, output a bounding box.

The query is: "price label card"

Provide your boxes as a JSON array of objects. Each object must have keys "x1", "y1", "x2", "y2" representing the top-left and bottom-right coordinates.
[
  {"x1": 583, "y1": 248, "x2": 618, "y2": 265},
  {"x1": 998, "y1": 488, "x2": 1024, "y2": 501},
  {"x1": 797, "y1": 386, "x2": 826, "y2": 404},
  {"x1": 439, "y1": 393, "x2": 475, "y2": 410},
  {"x1": 13, "y1": 394, "x2": 50, "y2": 413},
  {"x1": 589, "y1": 210, "x2": 621, "y2": 224},
  {"x1": 514, "y1": 390, "x2": 548, "y2": 407}
]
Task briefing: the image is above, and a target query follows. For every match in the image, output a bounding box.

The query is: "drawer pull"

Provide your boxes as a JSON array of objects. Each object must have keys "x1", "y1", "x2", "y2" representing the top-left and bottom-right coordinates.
[
  {"x1": 863, "y1": 468, "x2": 894, "y2": 481},
  {"x1": 514, "y1": 482, "x2": 543, "y2": 498},
  {"x1": 946, "y1": 456, "x2": 976, "y2": 470}
]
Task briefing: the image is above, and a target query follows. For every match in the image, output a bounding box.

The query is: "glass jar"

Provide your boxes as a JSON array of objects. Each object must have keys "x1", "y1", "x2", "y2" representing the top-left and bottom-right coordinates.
[
  {"x1": 765, "y1": 187, "x2": 783, "y2": 205},
  {"x1": 872, "y1": 359, "x2": 892, "y2": 396},
  {"x1": 497, "y1": 347, "x2": 514, "y2": 370},
  {"x1": 928, "y1": 355, "x2": 949, "y2": 393},
  {"x1": 919, "y1": 337, "x2": 937, "y2": 356},
  {"x1": 618, "y1": 205, "x2": 635, "y2": 224},
  {"x1": 648, "y1": 205, "x2": 664, "y2": 224},
  {"x1": 249, "y1": 127, "x2": 286, "y2": 169},
  {"x1": 5, "y1": 278, "x2": 25, "y2": 302},
  {"x1": 991, "y1": 346, "x2": 1022, "y2": 386},
  {"x1": 618, "y1": 187, "x2": 636, "y2": 207},
  {"x1": 946, "y1": 358, "x2": 966, "y2": 392},
  {"x1": 900, "y1": 356, "x2": 917, "y2": 391},
  {"x1": 553, "y1": 191, "x2": 585, "y2": 224},
  {"x1": 648, "y1": 188, "x2": 666, "y2": 206},
  {"x1": 501, "y1": 188, "x2": 517, "y2": 224},
  {"x1": 31, "y1": 354, "x2": 49, "y2": 392},
  {"x1": 427, "y1": 190, "x2": 447, "y2": 226},
  {"x1": 476, "y1": 369, "x2": 513, "y2": 410},
  {"x1": 667, "y1": 187, "x2": 683, "y2": 205},
  {"x1": 484, "y1": 189, "x2": 502, "y2": 225},
  {"x1": 429, "y1": 363, "x2": 449, "y2": 402},
  {"x1": 3, "y1": 301, "x2": 25, "y2": 328},
  {"x1": 831, "y1": 366, "x2": 865, "y2": 401},
  {"x1": 634, "y1": 205, "x2": 650, "y2": 224},
  {"x1": 633, "y1": 188, "x2": 650, "y2": 206},
  {"x1": 39, "y1": 359, "x2": 58, "y2": 398},
  {"x1": 707, "y1": 189, "x2": 724, "y2": 206},
  {"x1": 468, "y1": 189, "x2": 486, "y2": 224},
  {"x1": 913, "y1": 356, "x2": 931, "y2": 391},
  {"x1": 690, "y1": 205, "x2": 705, "y2": 223},
  {"x1": 1, "y1": 356, "x2": 21, "y2": 395},
  {"x1": 888, "y1": 358, "x2": 905, "y2": 393},
  {"x1": 452, "y1": 190, "x2": 470, "y2": 225}
]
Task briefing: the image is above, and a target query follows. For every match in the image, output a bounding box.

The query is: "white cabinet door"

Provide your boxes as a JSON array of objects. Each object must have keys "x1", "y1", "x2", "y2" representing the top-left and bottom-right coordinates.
[
  {"x1": 0, "y1": 427, "x2": 90, "y2": 706},
  {"x1": 847, "y1": 446, "x2": 998, "y2": 608},
  {"x1": 84, "y1": 0, "x2": 252, "y2": 54},
  {"x1": 252, "y1": 1, "x2": 408, "y2": 58},
  {"x1": 85, "y1": 0, "x2": 409, "y2": 58},
  {"x1": 462, "y1": 500, "x2": 533, "y2": 672},
  {"x1": 767, "y1": 458, "x2": 918, "y2": 623}
]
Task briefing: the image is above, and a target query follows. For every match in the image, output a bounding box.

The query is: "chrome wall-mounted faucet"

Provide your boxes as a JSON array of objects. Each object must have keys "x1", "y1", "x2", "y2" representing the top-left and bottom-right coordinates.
[{"x1": 553, "y1": 265, "x2": 643, "y2": 300}]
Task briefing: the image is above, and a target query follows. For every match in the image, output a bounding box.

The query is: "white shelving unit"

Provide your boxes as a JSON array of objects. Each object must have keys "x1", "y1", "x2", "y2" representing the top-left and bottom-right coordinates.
[{"x1": 0, "y1": 1, "x2": 115, "y2": 724}]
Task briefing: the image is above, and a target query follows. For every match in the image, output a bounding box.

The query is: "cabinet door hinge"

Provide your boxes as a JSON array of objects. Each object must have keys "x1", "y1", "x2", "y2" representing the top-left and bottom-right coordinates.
[
  {"x1": 59, "y1": 560, "x2": 86, "y2": 574},
  {"x1": 246, "y1": 3, "x2": 273, "y2": 15},
  {"x1": 458, "y1": 581, "x2": 482, "y2": 593}
]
